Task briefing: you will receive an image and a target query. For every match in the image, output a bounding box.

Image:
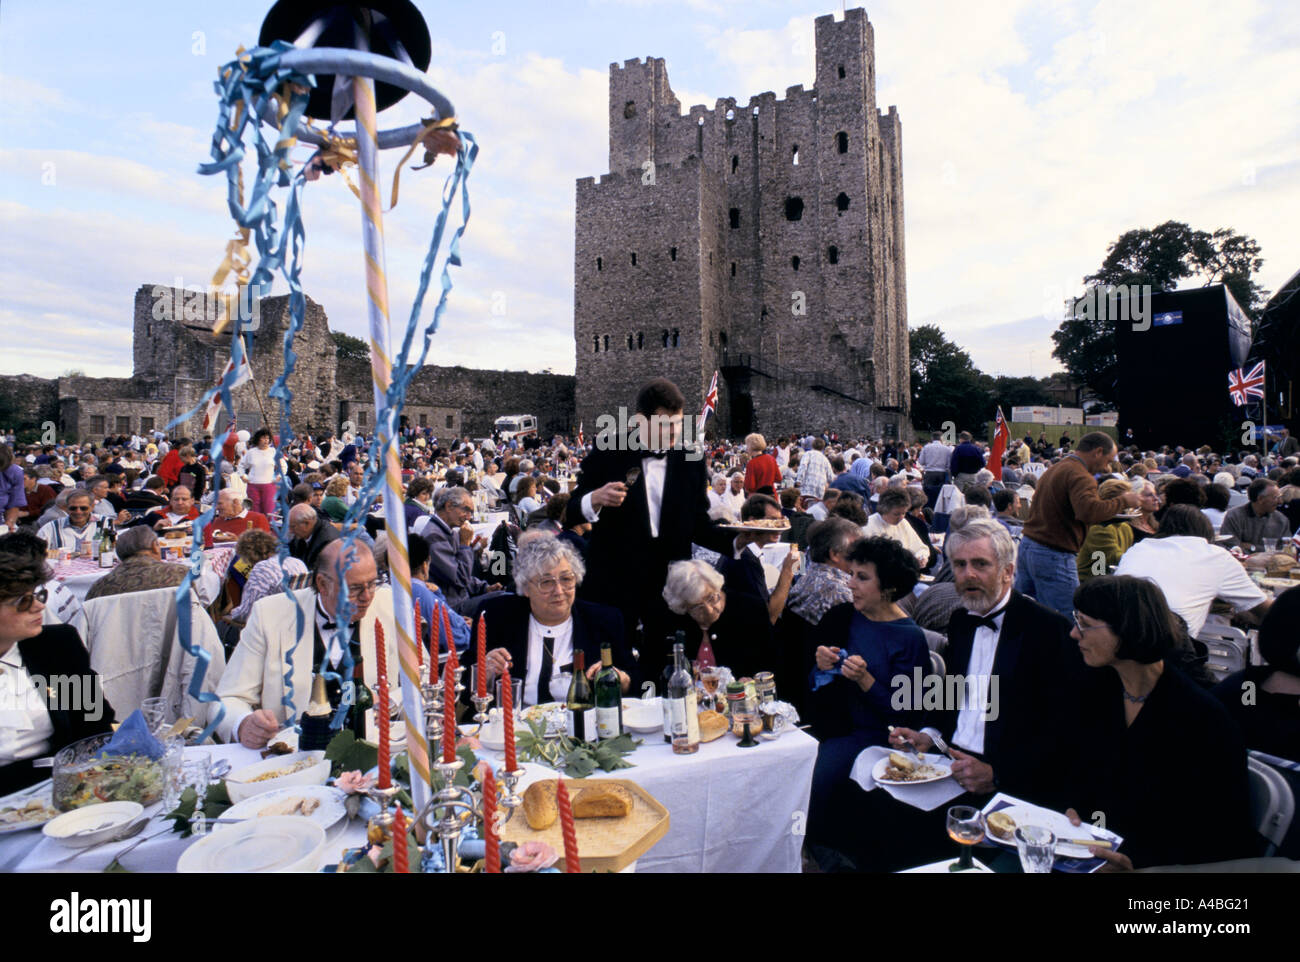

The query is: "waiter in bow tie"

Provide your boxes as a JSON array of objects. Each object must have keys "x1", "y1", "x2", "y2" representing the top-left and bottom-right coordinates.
[{"x1": 566, "y1": 378, "x2": 732, "y2": 683}]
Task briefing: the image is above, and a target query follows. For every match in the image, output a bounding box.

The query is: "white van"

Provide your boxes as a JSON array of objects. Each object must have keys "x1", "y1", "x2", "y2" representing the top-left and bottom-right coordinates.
[{"x1": 494, "y1": 414, "x2": 537, "y2": 440}]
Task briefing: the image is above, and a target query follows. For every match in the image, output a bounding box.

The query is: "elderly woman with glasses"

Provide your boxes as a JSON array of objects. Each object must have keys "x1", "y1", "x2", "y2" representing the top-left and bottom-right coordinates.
[
  {"x1": 1056, "y1": 575, "x2": 1255, "y2": 870},
  {"x1": 662, "y1": 559, "x2": 776, "y2": 683},
  {"x1": 0, "y1": 533, "x2": 115, "y2": 795},
  {"x1": 469, "y1": 535, "x2": 635, "y2": 706}
]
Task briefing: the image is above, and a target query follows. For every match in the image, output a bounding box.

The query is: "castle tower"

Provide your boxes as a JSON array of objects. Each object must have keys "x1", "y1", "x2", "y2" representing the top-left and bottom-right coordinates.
[{"x1": 574, "y1": 7, "x2": 908, "y2": 439}]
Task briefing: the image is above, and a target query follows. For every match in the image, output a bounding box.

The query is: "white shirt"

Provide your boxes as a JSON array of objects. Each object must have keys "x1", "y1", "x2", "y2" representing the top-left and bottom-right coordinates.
[
  {"x1": 1115, "y1": 536, "x2": 1266, "y2": 638},
  {"x1": 862, "y1": 513, "x2": 930, "y2": 567},
  {"x1": 581, "y1": 455, "x2": 669, "y2": 538},
  {"x1": 314, "y1": 601, "x2": 348, "y2": 670},
  {"x1": 928, "y1": 588, "x2": 1011, "y2": 756},
  {"x1": 807, "y1": 501, "x2": 829, "y2": 522},
  {"x1": 0, "y1": 645, "x2": 56, "y2": 765},
  {"x1": 526, "y1": 614, "x2": 573, "y2": 706}
]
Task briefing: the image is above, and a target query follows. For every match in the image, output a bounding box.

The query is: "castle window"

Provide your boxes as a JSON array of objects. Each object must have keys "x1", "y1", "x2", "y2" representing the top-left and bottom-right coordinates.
[
  {"x1": 670, "y1": 246, "x2": 677, "y2": 261},
  {"x1": 731, "y1": 262, "x2": 736, "y2": 277},
  {"x1": 791, "y1": 256, "x2": 801, "y2": 272},
  {"x1": 828, "y1": 245, "x2": 840, "y2": 264},
  {"x1": 446, "y1": 414, "x2": 454, "y2": 429},
  {"x1": 836, "y1": 192, "x2": 850, "y2": 212},
  {"x1": 784, "y1": 197, "x2": 804, "y2": 221},
  {"x1": 90, "y1": 416, "x2": 104, "y2": 435},
  {"x1": 628, "y1": 334, "x2": 634, "y2": 350},
  {"x1": 631, "y1": 252, "x2": 637, "y2": 266},
  {"x1": 662, "y1": 329, "x2": 670, "y2": 348},
  {"x1": 672, "y1": 328, "x2": 680, "y2": 347},
  {"x1": 698, "y1": 116, "x2": 705, "y2": 126},
  {"x1": 729, "y1": 208, "x2": 740, "y2": 229},
  {"x1": 836, "y1": 131, "x2": 848, "y2": 154},
  {"x1": 596, "y1": 256, "x2": 602, "y2": 271},
  {"x1": 719, "y1": 331, "x2": 728, "y2": 347},
  {"x1": 838, "y1": 64, "x2": 846, "y2": 79},
  {"x1": 116, "y1": 416, "x2": 130, "y2": 434},
  {"x1": 358, "y1": 410, "x2": 368, "y2": 427},
  {"x1": 147, "y1": 323, "x2": 152, "y2": 337},
  {"x1": 792, "y1": 144, "x2": 800, "y2": 166},
  {"x1": 624, "y1": 100, "x2": 637, "y2": 119},
  {"x1": 593, "y1": 335, "x2": 600, "y2": 353},
  {"x1": 709, "y1": 332, "x2": 714, "y2": 346},
  {"x1": 725, "y1": 108, "x2": 735, "y2": 122},
  {"x1": 709, "y1": 251, "x2": 713, "y2": 265},
  {"x1": 603, "y1": 335, "x2": 610, "y2": 351},
  {"x1": 419, "y1": 413, "x2": 428, "y2": 427},
  {"x1": 731, "y1": 155, "x2": 739, "y2": 174},
  {"x1": 140, "y1": 417, "x2": 154, "y2": 433},
  {"x1": 637, "y1": 332, "x2": 644, "y2": 349}
]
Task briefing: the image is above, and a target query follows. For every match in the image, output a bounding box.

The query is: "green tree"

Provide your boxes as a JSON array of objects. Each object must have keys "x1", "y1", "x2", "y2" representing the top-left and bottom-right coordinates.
[
  {"x1": 989, "y1": 375, "x2": 1054, "y2": 414},
  {"x1": 1051, "y1": 221, "x2": 1269, "y2": 403},
  {"x1": 331, "y1": 331, "x2": 369, "y2": 361},
  {"x1": 909, "y1": 325, "x2": 992, "y2": 433}
]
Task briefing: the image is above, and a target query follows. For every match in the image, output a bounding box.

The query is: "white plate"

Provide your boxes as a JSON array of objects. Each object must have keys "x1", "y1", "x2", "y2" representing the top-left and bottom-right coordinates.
[
  {"x1": 0, "y1": 782, "x2": 58, "y2": 835},
  {"x1": 225, "y1": 750, "x2": 329, "y2": 804},
  {"x1": 982, "y1": 804, "x2": 1098, "y2": 858},
  {"x1": 871, "y1": 754, "x2": 953, "y2": 786},
  {"x1": 216, "y1": 785, "x2": 347, "y2": 834},
  {"x1": 177, "y1": 815, "x2": 326, "y2": 873},
  {"x1": 621, "y1": 697, "x2": 663, "y2": 733},
  {"x1": 42, "y1": 801, "x2": 145, "y2": 848}
]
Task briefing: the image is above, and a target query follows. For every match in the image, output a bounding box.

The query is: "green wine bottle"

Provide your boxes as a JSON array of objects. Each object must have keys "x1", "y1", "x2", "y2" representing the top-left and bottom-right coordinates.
[{"x1": 594, "y1": 643, "x2": 623, "y2": 739}]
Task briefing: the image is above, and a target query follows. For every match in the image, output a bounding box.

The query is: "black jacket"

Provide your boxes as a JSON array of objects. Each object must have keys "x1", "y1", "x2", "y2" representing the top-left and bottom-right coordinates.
[
  {"x1": 663, "y1": 590, "x2": 777, "y2": 684},
  {"x1": 0, "y1": 626, "x2": 116, "y2": 796},
  {"x1": 929, "y1": 590, "x2": 1079, "y2": 799},
  {"x1": 466, "y1": 595, "x2": 638, "y2": 701},
  {"x1": 290, "y1": 518, "x2": 340, "y2": 570}
]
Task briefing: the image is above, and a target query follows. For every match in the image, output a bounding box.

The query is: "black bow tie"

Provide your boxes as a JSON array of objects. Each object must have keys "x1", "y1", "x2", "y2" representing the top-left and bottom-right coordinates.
[
  {"x1": 321, "y1": 620, "x2": 361, "y2": 633},
  {"x1": 963, "y1": 605, "x2": 1008, "y2": 632}
]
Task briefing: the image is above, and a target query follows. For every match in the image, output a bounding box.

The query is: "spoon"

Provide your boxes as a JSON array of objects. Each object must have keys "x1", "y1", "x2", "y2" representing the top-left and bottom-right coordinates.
[{"x1": 209, "y1": 759, "x2": 233, "y2": 781}]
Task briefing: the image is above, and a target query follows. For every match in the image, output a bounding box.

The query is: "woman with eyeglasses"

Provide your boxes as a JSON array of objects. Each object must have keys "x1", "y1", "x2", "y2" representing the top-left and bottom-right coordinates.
[
  {"x1": 468, "y1": 536, "x2": 636, "y2": 707},
  {"x1": 662, "y1": 559, "x2": 777, "y2": 684},
  {"x1": 1058, "y1": 575, "x2": 1255, "y2": 870},
  {"x1": 0, "y1": 532, "x2": 115, "y2": 795}
]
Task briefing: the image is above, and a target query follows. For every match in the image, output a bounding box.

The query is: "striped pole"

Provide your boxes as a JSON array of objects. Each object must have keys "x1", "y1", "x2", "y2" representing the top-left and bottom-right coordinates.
[{"x1": 354, "y1": 71, "x2": 430, "y2": 813}]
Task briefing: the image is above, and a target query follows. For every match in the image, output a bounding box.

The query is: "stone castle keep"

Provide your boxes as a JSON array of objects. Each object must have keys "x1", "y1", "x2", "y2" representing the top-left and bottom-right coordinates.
[
  {"x1": 574, "y1": 8, "x2": 909, "y2": 438},
  {"x1": 1, "y1": 8, "x2": 908, "y2": 443}
]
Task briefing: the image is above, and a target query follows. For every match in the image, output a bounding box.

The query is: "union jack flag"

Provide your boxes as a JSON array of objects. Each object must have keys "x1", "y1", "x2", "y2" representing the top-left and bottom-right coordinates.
[
  {"x1": 1228, "y1": 361, "x2": 1265, "y2": 407},
  {"x1": 698, "y1": 369, "x2": 719, "y2": 436}
]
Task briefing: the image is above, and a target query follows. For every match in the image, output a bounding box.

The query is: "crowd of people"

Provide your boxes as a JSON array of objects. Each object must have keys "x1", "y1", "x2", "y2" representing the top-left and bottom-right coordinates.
[{"x1": 0, "y1": 382, "x2": 1297, "y2": 870}]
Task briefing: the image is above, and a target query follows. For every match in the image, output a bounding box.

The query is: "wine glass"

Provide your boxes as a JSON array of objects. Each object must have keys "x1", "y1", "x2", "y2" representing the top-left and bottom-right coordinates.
[
  {"x1": 177, "y1": 752, "x2": 212, "y2": 833},
  {"x1": 700, "y1": 667, "x2": 722, "y2": 711},
  {"x1": 946, "y1": 805, "x2": 985, "y2": 871},
  {"x1": 1014, "y1": 824, "x2": 1056, "y2": 874},
  {"x1": 140, "y1": 697, "x2": 169, "y2": 736}
]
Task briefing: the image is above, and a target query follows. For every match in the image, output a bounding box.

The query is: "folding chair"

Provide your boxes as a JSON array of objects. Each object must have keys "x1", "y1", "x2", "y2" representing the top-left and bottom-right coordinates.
[{"x1": 1247, "y1": 755, "x2": 1296, "y2": 857}]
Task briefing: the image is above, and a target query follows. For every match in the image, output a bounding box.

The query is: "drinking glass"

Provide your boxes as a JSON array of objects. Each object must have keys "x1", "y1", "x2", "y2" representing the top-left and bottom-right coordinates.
[
  {"x1": 1263, "y1": 538, "x2": 1279, "y2": 554},
  {"x1": 179, "y1": 752, "x2": 212, "y2": 832},
  {"x1": 1014, "y1": 824, "x2": 1056, "y2": 874},
  {"x1": 946, "y1": 805, "x2": 985, "y2": 871},
  {"x1": 548, "y1": 672, "x2": 571, "y2": 703},
  {"x1": 700, "y1": 667, "x2": 723, "y2": 711},
  {"x1": 495, "y1": 676, "x2": 524, "y2": 714},
  {"x1": 140, "y1": 697, "x2": 169, "y2": 736},
  {"x1": 159, "y1": 737, "x2": 187, "y2": 811}
]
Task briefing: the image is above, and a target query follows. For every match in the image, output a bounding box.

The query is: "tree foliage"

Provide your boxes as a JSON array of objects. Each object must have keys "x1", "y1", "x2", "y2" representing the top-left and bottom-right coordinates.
[
  {"x1": 1051, "y1": 221, "x2": 1269, "y2": 404},
  {"x1": 331, "y1": 331, "x2": 369, "y2": 362},
  {"x1": 910, "y1": 325, "x2": 993, "y2": 432}
]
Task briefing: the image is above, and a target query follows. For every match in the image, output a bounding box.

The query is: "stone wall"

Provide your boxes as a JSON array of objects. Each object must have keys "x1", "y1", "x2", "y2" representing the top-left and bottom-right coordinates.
[{"x1": 575, "y1": 7, "x2": 908, "y2": 440}]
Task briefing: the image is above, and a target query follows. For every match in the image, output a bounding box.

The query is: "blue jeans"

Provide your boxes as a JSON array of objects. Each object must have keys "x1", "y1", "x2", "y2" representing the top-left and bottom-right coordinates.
[{"x1": 1015, "y1": 536, "x2": 1079, "y2": 618}]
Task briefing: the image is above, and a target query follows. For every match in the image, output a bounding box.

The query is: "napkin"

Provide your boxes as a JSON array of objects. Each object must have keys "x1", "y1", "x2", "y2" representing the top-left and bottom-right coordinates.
[
  {"x1": 94, "y1": 710, "x2": 165, "y2": 761},
  {"x1": 980, "y1": 792, "x2": 1124, "y2": 874},
  {"x1": 849, "y1": 745, "x2": 965, "y2": 812}
]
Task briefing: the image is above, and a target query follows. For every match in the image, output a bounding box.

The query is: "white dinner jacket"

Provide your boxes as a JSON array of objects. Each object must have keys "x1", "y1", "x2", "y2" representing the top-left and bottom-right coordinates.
[{"x1": 214, "y1": 585, "x2": 398, "y2": 743}]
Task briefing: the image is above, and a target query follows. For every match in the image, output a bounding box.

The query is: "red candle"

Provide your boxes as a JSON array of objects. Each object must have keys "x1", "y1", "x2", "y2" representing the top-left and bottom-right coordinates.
[
  {"x1": 442, "y1": 657, "x2": 456, "y2": 763},
  {"x1": 476, "y1": 615, "x2": 487, "y2": 698},
  {"x1": 374, "y1": 622, "x2": 391, "y2": 789},
  {"x1": 442, "y1": 604, "x2": 458, "y2": 670},
  {"x1": 501, "y1": 668, "x2": 516, "y2": 772},
  {"x1": 414, "y1": 603, "x2": 424, "y2": 674},
  {"x1": 556, "y1": 779, "x2": 581, "y2": 873},
  {"x1": 392, "y1": 804, "x2": 409, "y2": 874},
  {"x1": 482, "y1": 767, "x2": 500, "y2": 873}
]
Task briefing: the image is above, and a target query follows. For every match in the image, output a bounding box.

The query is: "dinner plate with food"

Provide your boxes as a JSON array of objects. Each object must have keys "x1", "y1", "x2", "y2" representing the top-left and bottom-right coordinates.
[
  {"x1": 983, "y1": 803, "x2": 1108, "y2": 859},
  {"x1": 0, "y1": 782, "x2": 59, "y2": 835},
  {"x1": 871, "y1": 751, "x2": 953, "y2": 786},
  {"x1": 720, "y1": 518, "x2": 792, "y2": 532},
  {"x1": 217, "y1": 785, "x2": 348, "y2": 834}
]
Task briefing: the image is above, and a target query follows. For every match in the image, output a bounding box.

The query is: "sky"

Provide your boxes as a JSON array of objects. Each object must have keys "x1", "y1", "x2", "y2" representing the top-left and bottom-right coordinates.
[{"x1": 1, "y1": 0, "x2": 1297, "y2": 382}]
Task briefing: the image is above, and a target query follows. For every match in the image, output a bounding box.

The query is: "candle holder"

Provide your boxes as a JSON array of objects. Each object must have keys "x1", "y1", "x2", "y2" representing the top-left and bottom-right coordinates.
[
  {"x1": 469, "y1": 692, "x2": 494, "y2": 732},
  {"x1": 415, "y1": 757, "x2": 475, "y2": 873},
  {"x1": 367, "y1": 782, "x2": 402, "y2": 813},
  {"x1": 498, "y1": 767, "x2": 527, "y2": 825}
]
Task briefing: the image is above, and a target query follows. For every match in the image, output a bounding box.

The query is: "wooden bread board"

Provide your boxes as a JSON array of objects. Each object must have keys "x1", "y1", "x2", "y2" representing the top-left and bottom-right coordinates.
[{"x1": 499, "y1": 778, "x2": 669, "y2": 873}]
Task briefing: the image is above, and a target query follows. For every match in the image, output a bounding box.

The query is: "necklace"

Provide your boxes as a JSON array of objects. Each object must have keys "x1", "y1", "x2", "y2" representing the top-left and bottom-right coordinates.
[{"x1": 1121, "y1": 687, "x2": 1150, "y2": 704}]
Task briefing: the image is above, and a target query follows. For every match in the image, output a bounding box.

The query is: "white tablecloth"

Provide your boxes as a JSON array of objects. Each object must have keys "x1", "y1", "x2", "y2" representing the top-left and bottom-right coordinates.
[
  {"x1": 50, "y1": 547, "x2": 235, "y2": 604},
  {"x1": 500, "y1": 729, "x2": 817, "y2": 873}
]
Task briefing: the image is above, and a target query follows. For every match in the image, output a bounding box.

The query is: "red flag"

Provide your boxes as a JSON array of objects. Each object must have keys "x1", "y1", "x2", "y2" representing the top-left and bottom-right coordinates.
[{"x1": 989, "y1": 407, "x2": 1010, "y2": 481}]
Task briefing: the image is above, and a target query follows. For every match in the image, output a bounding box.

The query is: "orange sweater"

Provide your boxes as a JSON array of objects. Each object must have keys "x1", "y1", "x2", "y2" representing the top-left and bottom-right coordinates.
[{"x1": 1022, "y1": 456, "x2": 1128, "y2": 554}]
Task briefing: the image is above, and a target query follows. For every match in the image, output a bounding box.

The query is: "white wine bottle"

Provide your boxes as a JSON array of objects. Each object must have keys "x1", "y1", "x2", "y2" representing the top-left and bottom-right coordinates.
[
  {"x1": 667, "y1": 642, "x2": 700, "y2": 754},
  {"x1": 594, "y1": 643, "x2": 623, "y2": 739},
  {"x1": 566, "y1": 649, "x2": 597, "y2": 742}
]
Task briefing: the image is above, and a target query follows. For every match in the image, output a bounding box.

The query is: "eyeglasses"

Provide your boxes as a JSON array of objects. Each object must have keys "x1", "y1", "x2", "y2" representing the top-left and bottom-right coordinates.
[
  {"x1": 534, "y1": 574, "x2": 577, "y2": 592},
  {"x1": 66, "y1": 505, "x2": 92, "y2": 512},
  {"x1": 689, "y1": 589, "x2": 724, "y2": 614},
  {"x1": 1073, "y1": 614, "x2": 1106, "y2": 634},
  {"x1": 339, "y1": 579, "x2": 381, "y2": 601},
  {"x1": 2, "y1": 587, "x2": 48, "y2": 612}
]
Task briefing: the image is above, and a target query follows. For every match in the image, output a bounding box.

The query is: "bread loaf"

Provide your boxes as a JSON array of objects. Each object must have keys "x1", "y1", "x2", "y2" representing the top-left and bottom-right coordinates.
[
  {"x1": 698, "y1": 711, "x2": 728, "y2": 743},
  {"x1": 572, "y1": 783, "x2": 633, "y2": 819},
  {"x1": 522, "y1": 781, "x2": 558, "y2": 830}
]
